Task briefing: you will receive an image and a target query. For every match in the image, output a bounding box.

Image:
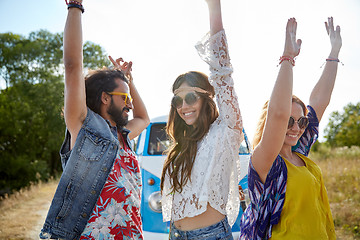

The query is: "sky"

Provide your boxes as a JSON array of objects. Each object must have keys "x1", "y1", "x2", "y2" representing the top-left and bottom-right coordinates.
[{"x1": 1, "y1": 0, "x2": 359, "y2": 142}]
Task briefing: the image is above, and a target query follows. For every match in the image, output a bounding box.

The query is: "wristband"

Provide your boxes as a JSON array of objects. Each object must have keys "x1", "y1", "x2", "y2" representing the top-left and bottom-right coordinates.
[
  {"x1": 66, "y1": 0, "x2": 84, "y2": 13},
  {"x1": 278, "y1": 56, "x2": 295, "y2": 66},
  {"x1": 326, "y1": 58, "x2": 340, "y2": 62}
]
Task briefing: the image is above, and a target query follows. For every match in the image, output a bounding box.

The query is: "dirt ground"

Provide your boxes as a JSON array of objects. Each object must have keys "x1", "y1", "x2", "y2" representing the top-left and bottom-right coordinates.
[
  {"x1": 0, "y1": 179, "x2": 357, "y2": 239},
  {"x1": 0, "y1": 181, "x2": 57, "y2": 240}
]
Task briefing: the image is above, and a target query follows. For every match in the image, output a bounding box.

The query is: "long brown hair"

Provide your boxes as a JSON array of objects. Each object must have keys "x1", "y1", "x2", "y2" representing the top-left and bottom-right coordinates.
[
  {"x1": 160, "y1": 71, "x2": 218, "y2": 193},
  {"x1": 252, "y1": 95, "x2": 308, "y2": 149}
]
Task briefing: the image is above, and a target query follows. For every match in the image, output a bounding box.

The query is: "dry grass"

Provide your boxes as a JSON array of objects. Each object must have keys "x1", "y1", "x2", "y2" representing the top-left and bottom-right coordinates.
[
  {"x1": 311, "y1": 146, "x2": 360, "y2": 240},
  {"x1": 0, "y1": 180, "x2": 57, "y2": 240}
]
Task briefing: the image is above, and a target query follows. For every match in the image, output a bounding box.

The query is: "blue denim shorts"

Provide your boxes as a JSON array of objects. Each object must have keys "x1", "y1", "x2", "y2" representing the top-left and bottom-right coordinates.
[{"x1": 169, "y1": 217, "x2": 234, "y2": 240}]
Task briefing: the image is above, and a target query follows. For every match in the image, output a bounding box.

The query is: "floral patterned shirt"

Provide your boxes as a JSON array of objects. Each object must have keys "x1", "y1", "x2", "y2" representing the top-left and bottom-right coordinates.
[{"x1": 80, "y1": 134, "x2": 143, "y2": 240}]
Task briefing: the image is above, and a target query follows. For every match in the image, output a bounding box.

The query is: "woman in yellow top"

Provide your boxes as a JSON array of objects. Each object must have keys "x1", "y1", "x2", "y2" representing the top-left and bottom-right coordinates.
[{"x1": 240, "y1": 17, "x2": 342, "y2": 239}]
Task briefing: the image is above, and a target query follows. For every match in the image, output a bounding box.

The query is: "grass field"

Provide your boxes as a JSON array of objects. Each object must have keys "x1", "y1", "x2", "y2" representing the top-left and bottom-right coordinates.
[
  {"x1": 0, "y1": 146, "x2": 359, "y2": 239},
  {"x1": 310, "y1": 145, "x2": 360, "y2": 239}
]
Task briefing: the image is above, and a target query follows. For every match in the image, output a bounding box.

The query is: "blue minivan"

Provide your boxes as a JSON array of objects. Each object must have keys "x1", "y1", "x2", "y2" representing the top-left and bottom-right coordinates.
[{"x1": 135, "y1": 116, "x2": 251, "y2": 239}]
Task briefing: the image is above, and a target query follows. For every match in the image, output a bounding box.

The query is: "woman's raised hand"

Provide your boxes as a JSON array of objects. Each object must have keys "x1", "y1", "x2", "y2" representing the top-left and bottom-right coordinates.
[
  {"x1": 283, "y1": 18, "x2": 302, "y2": 59},
  {"x1": 325, "y1": 17, "x2": 342, "y2": 56}
]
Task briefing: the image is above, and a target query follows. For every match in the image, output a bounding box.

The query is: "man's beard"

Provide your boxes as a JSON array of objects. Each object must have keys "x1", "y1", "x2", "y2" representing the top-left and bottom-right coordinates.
[{"x1": 107, "y1": 98, "x2": 130, "y2": 129}]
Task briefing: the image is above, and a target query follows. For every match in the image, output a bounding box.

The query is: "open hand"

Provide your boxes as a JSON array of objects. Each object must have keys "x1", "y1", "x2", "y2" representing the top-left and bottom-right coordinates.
[
  {"x1": 283, "y1": 18, "x2": 302, "y2": 58},
  {"x1": 325, "y1": 17, "x2": 342, "y2": 53},
  {"x1": 108, "y1": 56, "x2": 133, "y2": 84}
]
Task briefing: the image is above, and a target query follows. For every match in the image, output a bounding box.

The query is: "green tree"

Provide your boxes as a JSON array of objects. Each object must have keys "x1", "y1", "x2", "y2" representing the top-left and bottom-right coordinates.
[
  {"x1": 324, "y1": 102, "x2": 360, "y2": 147},
  {"x1": 0, "y1": 30, "x2": 109, "y2": 194}
]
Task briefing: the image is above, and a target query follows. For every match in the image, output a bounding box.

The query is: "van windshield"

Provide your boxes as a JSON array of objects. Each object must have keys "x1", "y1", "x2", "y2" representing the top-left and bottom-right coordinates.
[
  {"x1": 146, "y1": 123, "x2": 250, "y2": 156},
  {"x1": 147, "y1": 123, "x2": 171, "y2": 155}
]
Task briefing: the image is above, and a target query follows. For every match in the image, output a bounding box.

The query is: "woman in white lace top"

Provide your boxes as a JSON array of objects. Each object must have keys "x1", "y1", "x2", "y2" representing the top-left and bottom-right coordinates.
[{"x1": 160, "y1": 0, "x2": 243, "y2": 239}]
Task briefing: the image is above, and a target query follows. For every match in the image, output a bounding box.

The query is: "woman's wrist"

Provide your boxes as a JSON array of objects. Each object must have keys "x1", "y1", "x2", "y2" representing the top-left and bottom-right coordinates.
[
  {"x1": 278, "y1": 55, "x2": 295, "y2": 66},
  {"x1": 328, "y1": 50, "x2": 340, "y2": 59},
  {"x1": 282, "y1": 51, "x2": 298, "y2": 59}
]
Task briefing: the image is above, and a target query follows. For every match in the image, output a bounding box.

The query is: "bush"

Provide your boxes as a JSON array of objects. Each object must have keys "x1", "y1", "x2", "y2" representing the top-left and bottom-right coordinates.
[
  {"x1": 0, "y1": 30, "x2": 109, "y2": 196},
  {"x1": 0, "y1": 154, "x2": 49, "y2": 196}
]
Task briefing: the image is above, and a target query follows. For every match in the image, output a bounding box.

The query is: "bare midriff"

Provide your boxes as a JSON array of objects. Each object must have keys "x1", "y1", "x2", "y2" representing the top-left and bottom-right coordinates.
[{"x1": 173, "y1": 203, "x2": 225, "y2": 231}]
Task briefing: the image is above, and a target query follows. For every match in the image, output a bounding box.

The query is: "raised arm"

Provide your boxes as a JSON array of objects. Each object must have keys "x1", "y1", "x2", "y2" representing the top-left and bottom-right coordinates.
[
  {"x1": 252, "y1": 18, "x2": 302, "y2": 183},
  {"x1": 198, "y1": 0, "x2": 243, "y2": 133},
  {"x1": 309, "y1": 17, "x2": 342, "y2": 122},
  {"x1": 109, "y1": 56, "x2": 150, "y2": 140},
  {"x1": 205, "y1": 0, "x2": 223, "y2": 35},
  {"x1": 63, "y1": 0, "x2": 87, "y2": 148}
]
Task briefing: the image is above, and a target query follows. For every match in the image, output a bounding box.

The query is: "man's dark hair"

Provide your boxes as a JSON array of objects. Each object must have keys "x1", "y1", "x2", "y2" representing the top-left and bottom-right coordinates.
[{"x1": 85, "y1": 68, "x2": 128, "y2": 115}]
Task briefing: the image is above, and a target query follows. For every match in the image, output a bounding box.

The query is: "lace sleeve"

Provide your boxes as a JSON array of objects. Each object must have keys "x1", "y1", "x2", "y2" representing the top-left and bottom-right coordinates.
[
  {"x1": 195, "y1": 30, "x2": 242, "y2": 131},
  {"x1": 293, "y1": 106, "x2": 319, "y2": 157}
]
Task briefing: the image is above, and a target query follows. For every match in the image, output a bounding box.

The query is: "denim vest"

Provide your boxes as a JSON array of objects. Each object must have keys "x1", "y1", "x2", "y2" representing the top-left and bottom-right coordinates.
[{"x1": 40, "y1": 109, "x2": 132, "y2": 240}]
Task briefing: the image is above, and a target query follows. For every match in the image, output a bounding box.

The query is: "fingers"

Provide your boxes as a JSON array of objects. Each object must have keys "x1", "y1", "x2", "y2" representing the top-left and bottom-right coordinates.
[
  {"x1": 109, "y1": 56, "x2": 124, "y2": 70},
  {"x1": 336, "y1": 25, "x2": 341, "y2": 35},
  {"x1": 325, "y1": 21, "x2": 329, "y2": 35},
  {"x1": 122, "y1": 61, "x2": 133, "y2": 71},
  {"x1": 325, "y1": 17, "x2": 342, "y2": 52},
  {"x1": 325, "y1": 17, "x2": 335, "y2": 36},
  {"x1": 286, "y1": 18, "x2": 291, "y2": 32},
  {"x1": 297, "y1": 39, "x2": 302, "y2": 47},
  {"x1": 325, "y1": 17, "x2": 341, "y2": 39},
  {"x1": 127, "y1": 61, "x2": 133, "y2": 71},
  {"x1": 115, "y1": 58, "x2": 124, "y2": 68},
  {"x1": 328, "y1": 17, "x2": 334, "y2": 32},
  {"x1": 108, "y1": 56, "x2": 133, "y2": 73},
  {"x1": 108, "y1": 55, "x2": 117, "y2": 66},
  {"x1": 283, "y1": 18, "x2": 301, "y2": 58},
  {"x1": 286, "y1": 18, "x2": 296, "y2": 33},
  {"x1": 286, "y1": 18, "x2": 297, "y2": 38},
  {"x1": 291, "y1": 18, "x2": 296, "y2": 31},
  {"x1": 297, "y1": 39, "x2": 302, "y2": 55},
  {"x1": 122, "y1": 62, "x2": 128, "y2": 71}
]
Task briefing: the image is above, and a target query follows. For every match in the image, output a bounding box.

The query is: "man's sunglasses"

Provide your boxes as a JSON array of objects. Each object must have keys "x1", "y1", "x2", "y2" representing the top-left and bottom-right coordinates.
[
  {"x1": 288, "y1": 116, "x2": 309, "y2": 129},
  {"x1": 171, "y1": 92, "x2": 200, "y2": 109},
  {"x1": 107, "y1": 92, "x2": 133, "y2": 105}
]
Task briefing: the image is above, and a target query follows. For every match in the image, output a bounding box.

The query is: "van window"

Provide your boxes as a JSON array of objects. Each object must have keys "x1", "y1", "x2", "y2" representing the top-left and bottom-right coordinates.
[
  {"x1": 239, "y1": 138, "x2": 250, "y2": 154},
  {"x1": 147, "y1": 123, "x2": 171, "y2": 155}
]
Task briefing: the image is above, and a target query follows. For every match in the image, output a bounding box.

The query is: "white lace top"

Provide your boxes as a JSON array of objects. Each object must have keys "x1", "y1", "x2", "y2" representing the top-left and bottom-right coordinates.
[{"x1": 162, "y1": 29, "x2": 244, "y2": 226}]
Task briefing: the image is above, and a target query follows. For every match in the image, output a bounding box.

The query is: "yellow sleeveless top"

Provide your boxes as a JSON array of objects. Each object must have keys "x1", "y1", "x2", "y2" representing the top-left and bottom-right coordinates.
[{"x1": 270, "y1": 152, "x2": 336, "y2": 239}]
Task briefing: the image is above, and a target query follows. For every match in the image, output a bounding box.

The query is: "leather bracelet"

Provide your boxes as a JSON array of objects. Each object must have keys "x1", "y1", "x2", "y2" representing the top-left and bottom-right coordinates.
[{"x1": 67, "y1": 3, "x2": 84, "y2": 13}]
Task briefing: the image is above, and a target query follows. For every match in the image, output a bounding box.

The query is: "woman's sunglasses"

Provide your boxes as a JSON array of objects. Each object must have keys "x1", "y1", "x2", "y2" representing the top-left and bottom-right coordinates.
[
  {"x1": 172, "y1": 92, "x2": 200, "y2": 109},
  {"x1": 288, "y1": 116, "x2": 309, "y2": 129}
]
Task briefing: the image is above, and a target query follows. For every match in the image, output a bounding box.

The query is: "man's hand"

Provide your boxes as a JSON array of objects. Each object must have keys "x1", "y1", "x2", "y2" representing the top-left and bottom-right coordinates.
[{"x1": 109, "y1": 56, "x2": 133, "y2": 84}]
